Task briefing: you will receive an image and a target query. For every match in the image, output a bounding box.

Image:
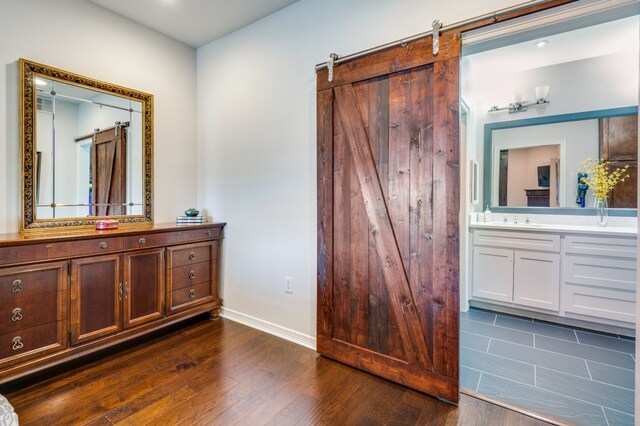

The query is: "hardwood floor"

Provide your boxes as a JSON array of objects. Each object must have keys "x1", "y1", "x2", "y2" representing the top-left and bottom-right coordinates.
[{"x1": 2, "y1": 317, "x2": 551, "y2": 425}]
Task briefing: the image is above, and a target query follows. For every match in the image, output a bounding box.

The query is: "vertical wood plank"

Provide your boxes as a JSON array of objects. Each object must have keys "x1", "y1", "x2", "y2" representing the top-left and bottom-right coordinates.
[
  {"x1": 408, "y1": 65, "x2": 435, "y2": 366},
  {"x1": 317, "y1": 89, "x2": 334, "y2": 338},
  {"x1": 432, "y1": 57, "x2": 460, "y2": 383},
  {"x1": 332, "y1": 93, "x2": 352, "y2": 343}
]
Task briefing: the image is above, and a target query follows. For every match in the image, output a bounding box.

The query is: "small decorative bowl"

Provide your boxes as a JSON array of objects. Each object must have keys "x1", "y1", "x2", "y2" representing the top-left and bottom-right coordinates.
[{"x1": 184, "y1": 208, "x2": 199, "y2": 217}]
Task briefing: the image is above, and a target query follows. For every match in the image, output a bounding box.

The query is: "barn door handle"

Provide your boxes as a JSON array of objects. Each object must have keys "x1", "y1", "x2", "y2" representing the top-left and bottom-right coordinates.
[
  {"x1": 12, "y1": 336, "x2": 24, "y2": 351},
  {"x1": 11, "y1": 308, "x2": 23, "y2": 322},
  {"x1": 432, "y1": 20, "x2": 442, "y2": 56},
  {"x1": 11, "y1": 279, "x2": 23, "y2": 293}
]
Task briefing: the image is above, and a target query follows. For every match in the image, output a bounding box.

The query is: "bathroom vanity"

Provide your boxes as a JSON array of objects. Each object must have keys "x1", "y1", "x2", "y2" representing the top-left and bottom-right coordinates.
[{"x1": 470, "y1": 218, "x2": 637, "y2": 331}]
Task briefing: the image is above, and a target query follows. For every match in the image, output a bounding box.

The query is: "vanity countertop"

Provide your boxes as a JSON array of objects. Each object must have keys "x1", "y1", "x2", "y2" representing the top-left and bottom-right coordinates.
[{"x1": 470, "y1": 221, "x2": 637, "y2": 237}]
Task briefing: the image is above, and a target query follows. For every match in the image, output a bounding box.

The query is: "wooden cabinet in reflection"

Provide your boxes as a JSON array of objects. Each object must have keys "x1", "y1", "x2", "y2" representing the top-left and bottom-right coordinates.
[{"x1": 600, "y1": 115, "x2": 638, "y2": 208}]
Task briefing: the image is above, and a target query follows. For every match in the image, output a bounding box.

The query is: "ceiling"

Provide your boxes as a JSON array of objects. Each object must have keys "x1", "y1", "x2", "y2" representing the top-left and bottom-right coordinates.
[
  {"x1": 465, "y1": 15, "x2": 638, "y2": 74},
  {"x1": 87, "y1": 0, "x2": 301, "y2": 48}
]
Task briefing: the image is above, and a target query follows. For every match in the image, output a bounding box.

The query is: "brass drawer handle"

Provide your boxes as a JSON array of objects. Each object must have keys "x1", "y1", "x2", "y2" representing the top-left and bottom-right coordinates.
[
  {"x1": 99, "y1": 242, "x2": 108, "y2": 249},
  {"x1": 118, "y1": 283, "x2": 123, "y2": 301},
  {"x1": 124, "y1": 282, "x2": 129, "y2": 299},
  {"x1": 11, "y1": 308, "x2": 23, "y2": 322},
  {"x1": 138, "y1": 237, "x2": 146, "y2": 244},
  {"x1": 188, "y1": 252, "x2": 196, "y2": 261},
  {"x1": 11, "y1": 279, "x2": 23, "y2": 293},
  {"x1": 205, "y1": 230, "x2": 212, "y2": 237},
  {"x1": 12, "y1": 336, "x2": 24, "y2": 351},
  {"x1": 189, "y1": 271, "x2": 196, "y2": 280},
  {"x1": 189, "y1": 289, "x2": 196, "y2": 299}
]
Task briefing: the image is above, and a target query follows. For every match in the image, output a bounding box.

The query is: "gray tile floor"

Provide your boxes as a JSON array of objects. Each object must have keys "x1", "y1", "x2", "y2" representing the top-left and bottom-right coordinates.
[{"x1": 460, "y1": 308, "x2": 635, "y2": 426}]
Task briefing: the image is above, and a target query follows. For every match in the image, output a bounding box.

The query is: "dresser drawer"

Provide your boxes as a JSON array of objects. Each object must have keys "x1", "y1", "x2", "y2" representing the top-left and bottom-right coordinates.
[
  {"x1": 170, "y1": 282, "x2": 212, "y2": 308},
  {"x1": 124, "y1": 228, "x2": 221, "y2": 250},
  {"x1": 0, "y1": 291, "x2": 61, "y2": 333},
  {"x1": 48, "y1": 237, "x2": 124, "y2": 258},
  {"x1": 0, "y1": 322, "x2": 66, "y2": 363},
  {"x1": 167, "y1": 244, "x2": 212, "y2": 269},
  {"x1": 170, "y1": 262, "x2": 211, "y2": 291},
  {"x1": 0, "y1": 261, "x2": 67, "y2": 298}
]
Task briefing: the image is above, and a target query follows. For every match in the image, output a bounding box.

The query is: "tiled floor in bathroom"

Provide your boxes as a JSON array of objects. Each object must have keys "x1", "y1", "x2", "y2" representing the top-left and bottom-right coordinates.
[{"x1": 460, "y1": 308, "x2": 635, "y2": 426}]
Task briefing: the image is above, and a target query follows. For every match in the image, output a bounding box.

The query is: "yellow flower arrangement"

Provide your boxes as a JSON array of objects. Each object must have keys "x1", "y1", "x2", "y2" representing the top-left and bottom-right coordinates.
[{"x1": 578, "y1": 158, "x2": 630, "y2": 199}]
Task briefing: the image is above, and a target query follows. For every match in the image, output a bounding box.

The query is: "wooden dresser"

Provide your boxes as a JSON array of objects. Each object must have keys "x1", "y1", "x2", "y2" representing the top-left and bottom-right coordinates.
[{"x1": 0, "y1": 223, "x2": 225, "y2": 384}]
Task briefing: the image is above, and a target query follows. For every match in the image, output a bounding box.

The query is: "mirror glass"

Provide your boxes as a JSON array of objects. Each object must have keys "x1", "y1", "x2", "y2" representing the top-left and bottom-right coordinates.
[
  {"x1": 462, "y1": 14, "x2": 639, "y2": 214},
  {"x1": 20, "y1": 59, "x2": 153, "y2": 230}
]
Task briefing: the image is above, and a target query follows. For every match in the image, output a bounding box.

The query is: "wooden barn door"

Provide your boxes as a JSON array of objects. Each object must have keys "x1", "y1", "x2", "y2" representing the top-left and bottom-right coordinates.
[
  {"x1": 92, "y1": 127, "x2": 127, "y2": 216},
  {"x1": 317, "y1": 31, "x2": 461, "y2": 402}
]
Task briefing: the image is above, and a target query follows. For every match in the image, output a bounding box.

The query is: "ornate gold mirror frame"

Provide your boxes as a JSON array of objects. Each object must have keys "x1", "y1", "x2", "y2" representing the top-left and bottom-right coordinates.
[{"x1": 20, "y1": 59, "x2": 153, "y2": 231}]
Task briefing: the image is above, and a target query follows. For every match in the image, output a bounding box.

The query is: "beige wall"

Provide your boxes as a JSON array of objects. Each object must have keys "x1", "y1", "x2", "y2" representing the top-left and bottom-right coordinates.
[{"x1": 506, "y1": 145, "x2": 560, "y2": 206}]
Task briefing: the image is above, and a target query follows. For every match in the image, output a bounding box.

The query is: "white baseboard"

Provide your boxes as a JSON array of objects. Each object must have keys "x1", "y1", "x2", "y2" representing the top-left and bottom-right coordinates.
[{"x1": 221, "y1": 308, "x2": 317, "y2": 350}]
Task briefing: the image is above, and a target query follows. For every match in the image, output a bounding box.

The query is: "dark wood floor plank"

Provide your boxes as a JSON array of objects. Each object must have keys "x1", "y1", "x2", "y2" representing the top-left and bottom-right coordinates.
[{"x1": 4, "y1": 318, "x2": 552, "y2": 426}]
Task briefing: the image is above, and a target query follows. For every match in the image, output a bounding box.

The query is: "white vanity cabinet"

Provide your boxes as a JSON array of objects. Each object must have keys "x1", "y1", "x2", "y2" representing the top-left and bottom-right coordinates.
[
  {"x1": 562, "y1": 234, "x2": 637, "y2": 325},
  {"x1": 470, "y1": 224, "x2": 638, "y2": 329},
  {"x1": 472, "y1": 230, "x2": 561, "y2": 312}
]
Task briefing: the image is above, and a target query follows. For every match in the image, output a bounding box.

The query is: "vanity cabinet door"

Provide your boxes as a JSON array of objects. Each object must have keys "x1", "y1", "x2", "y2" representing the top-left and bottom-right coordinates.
[
  {"x1": 472, "y1": 247, "x2": 513, "y2": 302},
  {"x1": 514, "y1": 251, "x2": 560, "y2": 311},
  {"x1": 70, "y1": 254, "x2": 122, "y2": 345},
  {"x1": 123, "y1": 249, "x2": 165, "y2": 329}
]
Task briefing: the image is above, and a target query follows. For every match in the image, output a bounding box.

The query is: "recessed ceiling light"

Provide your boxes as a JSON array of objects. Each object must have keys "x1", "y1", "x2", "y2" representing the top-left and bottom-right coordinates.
[{"x1": 536, "y1": 40, "x2": 549, "y2": 48}]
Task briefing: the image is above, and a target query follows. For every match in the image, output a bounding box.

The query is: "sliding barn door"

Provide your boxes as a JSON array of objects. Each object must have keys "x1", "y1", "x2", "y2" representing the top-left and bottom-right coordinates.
[
  {"x1": 317, "y1": 31, "x2": 461, "y2": 402},
  {"x1": 92, "y1": 127, "x2": 127, "y2": 216}
]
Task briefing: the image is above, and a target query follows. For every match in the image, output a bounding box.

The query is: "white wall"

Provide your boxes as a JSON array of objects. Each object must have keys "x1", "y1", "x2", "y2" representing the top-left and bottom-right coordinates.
[
  {"x1": 197, "y1": 0, "x2": 534, "y2": 343},
  {"x1": 0, "y1": 0, "x2": 198, "y2": 233}
]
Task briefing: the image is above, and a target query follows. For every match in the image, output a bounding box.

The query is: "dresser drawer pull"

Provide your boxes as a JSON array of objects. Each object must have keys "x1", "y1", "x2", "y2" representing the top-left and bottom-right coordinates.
[
  {"x1": 189, "y1": 270, "x2": 196, "y2": 280},
  {"x1": 205, "y1": 230, "x2": 212, "y2": 236},
  {"x1": 124, "y1": 282, "x2": 129, "y2": 299},
  {"x1": 188, "y1": 252, "x2": 196, "y2": 261},
  {"x1": 99, "y1": 242, "x2": 108, "y2": 249},
  {"x1": 189, "y1": 289, "x2": 196, "y2": 299},
  {"x1": 11, "y1": 280, "x2": 23, "y2": 293},
  {"x1": 12, "y1": 336, "x2": 23, "y2": 351},
  {"x1": 11, "y1": 308, "x2": 23, "y2": 322},
  {"x1": 118, "y1": 283, "x2": 123, "y2": 301},
  {"x1": 138, "y1": 237, "x2": 146, "y2": 245}
]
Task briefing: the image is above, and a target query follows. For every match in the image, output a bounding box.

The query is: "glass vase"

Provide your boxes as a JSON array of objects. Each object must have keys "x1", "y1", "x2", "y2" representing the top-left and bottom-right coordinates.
[{"x1": 594, "y1": 197, "x2": 608, "y2": 226}]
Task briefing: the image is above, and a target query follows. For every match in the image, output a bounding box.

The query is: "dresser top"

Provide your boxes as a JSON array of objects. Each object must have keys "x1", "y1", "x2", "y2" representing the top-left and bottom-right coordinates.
[{"x1": 0, "y1": 222, "x2": 226, "y2": 247}]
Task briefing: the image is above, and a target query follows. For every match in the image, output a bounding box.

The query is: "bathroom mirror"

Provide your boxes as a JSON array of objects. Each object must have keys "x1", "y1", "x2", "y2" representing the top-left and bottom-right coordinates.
[
  {"x1": 484, "y1": 108, "x2": 638, "y2": 213},
  {"x1": 20, "y1": 59, "x2": 153, "y2": 230}
]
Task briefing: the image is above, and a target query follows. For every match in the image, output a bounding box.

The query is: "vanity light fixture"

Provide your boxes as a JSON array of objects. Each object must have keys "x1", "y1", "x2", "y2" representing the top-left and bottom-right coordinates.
[{"x1": 488, "y1": 85, "x2": 550, "y2": 113}]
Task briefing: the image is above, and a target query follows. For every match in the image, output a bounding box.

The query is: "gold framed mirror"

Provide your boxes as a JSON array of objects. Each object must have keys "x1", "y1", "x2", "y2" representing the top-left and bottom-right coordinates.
[{"x1": 20, "y1": 59, "x2": 153, "y2": 231}]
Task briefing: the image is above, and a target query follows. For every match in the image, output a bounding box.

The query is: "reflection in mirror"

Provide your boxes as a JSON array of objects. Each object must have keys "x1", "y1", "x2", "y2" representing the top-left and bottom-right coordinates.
[
  {"x1": 35, "y1": 78, "x2": 144, "y2": 219},
  {"x1": 20, "y1": 59, "x2": 153, "y2": 230}
]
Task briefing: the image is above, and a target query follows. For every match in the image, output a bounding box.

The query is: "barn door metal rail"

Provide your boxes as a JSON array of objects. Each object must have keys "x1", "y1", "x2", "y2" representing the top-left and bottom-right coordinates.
[{"x1": 316, "y1": 0, "x2": 554, "y2": 77}]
